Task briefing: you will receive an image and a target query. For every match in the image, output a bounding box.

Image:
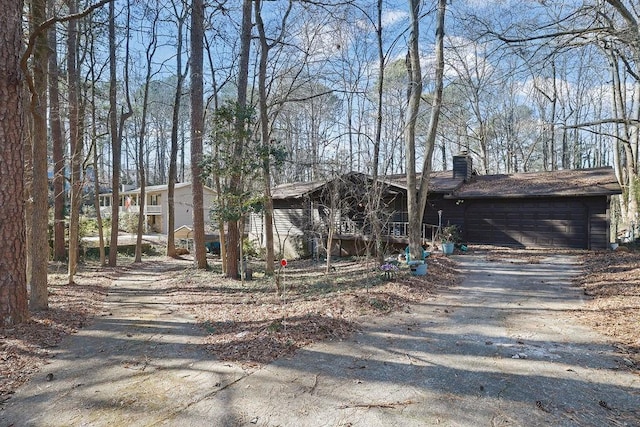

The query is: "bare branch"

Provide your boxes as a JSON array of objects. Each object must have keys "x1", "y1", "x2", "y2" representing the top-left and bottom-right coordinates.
[
  {"x1": 21, "y1": 0, "x2": 112, "y2": 71},
  {"x1": 494, "y1": 27, "x2": 610, "y2": 44},
  {"x1": 271, "y1": 89, "x2": 334, "y2": 105},
  {"x1": 604, "y1": 0, "x2": 638, "y2": 27},
  {"x1": 561, "y1": 118, "x2": 640, "y2": 128}
]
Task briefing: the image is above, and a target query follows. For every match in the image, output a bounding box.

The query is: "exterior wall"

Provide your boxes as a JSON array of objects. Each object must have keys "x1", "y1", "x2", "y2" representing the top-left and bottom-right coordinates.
[
  {"x1": 262, "y1": 192, "x2": 612, "y2": 256},
  {"x1": 248, "y1": 198, "x2": 318, "y2": 259},
  {"x1": 148, "y1": 215, "x2": 162, "y2": 233},
  {"x1": 164, "y1": 186, "x2": 216, "y2": 234},
  {"x1": 99, "y1": 184, "x2": 216, "y2": 234},
  {"x1": 417, "y1": 194, "x2": 611, "y2": 250},
  {"x1": 587, "y1": 196, "x2": 611, "y2": 250},
  {"x1": 457, "y1": 196, "x2": 610, "y2": 249}
]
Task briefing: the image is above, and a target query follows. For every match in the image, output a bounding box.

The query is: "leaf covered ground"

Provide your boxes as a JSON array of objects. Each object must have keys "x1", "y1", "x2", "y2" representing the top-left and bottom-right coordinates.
[
  {"x1": 169, "y1": 256, "x2": 459, "y2": 367},
  {"x1": 0, "y1": 264, "x2": 113, "y2": 402},
  {"x1": 1, "y1": 247, "x2": 638, "y2": 402},
  {"x1": 572, "y1": 249, "x2": 640, "y2": 366}
]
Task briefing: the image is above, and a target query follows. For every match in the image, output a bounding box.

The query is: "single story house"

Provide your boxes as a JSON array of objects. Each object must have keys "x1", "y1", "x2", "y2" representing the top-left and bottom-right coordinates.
[
  {"x1": 98, "y1": 182, "x2": 217, "y2": 234},
  {"x1": 249, "y1": 154, "x2": 621, "y2": 258}
]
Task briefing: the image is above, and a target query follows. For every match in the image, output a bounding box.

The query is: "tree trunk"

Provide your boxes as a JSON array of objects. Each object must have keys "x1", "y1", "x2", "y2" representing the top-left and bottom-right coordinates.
[
  {"x1": 190, "y1": 0, "x2": 208, "y2": 269},
  {"x1": 107, "y1": 0, "x2": 133, "y2": 266},
  {"x1": 371, "y1": 0, "x2": 385, "y2": 265},
  {"x1": 167, "y1": 4, "x2": 186, "y2": 258},
  {"x1": 48, "y1": 0, "x2": 66, "y2": 262},
  {"x1": 404, "y1": 0, "x2": 423, "y2": 259},
  {"x1": 255, "y1": 0, "x2": 274, "y2": 275},
  {"x1": 26, "y1": 0, "x2": 49, "y2": 310},
  {"x1": 226, "y1": 0, "x2": 252, "y2": 279},
  {"x1": 135, "y1": 7, "x2": 159, "y2": 263},
  {"x1": 67, "y1": 0, "x2": 82, "y2": 283},
  {"x1": 416, "y1": 0, "x2": 446, "y2": 221},
  {"x1": 0, "y1": 0, "x2": 29, "y2": 326},
  {"x1": 107, "y1": 0, "x2": 120, "y2": 267},
  {"x1": 91, "y1": 129, "x2": 106, "y2": 267},
  {"x1": 325, "y1": 219, "x2": 335, "y2": 274},
  {"x1": 85, "y1": 14, "x2": 106, "y2": 266},
  {"x1": 215, "y1": 181, "x2": 227, "y2": 273},
  {"x1": 405, "y1": 0, "x2": 446, "y2": 259}
]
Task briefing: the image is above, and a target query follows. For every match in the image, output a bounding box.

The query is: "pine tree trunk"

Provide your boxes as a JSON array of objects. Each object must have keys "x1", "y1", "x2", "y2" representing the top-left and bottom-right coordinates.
[
  {"x1": 0, "y1": 0, "x2": 29, "y2": 326},
  {"x1": 27, "y1": 0, "x2": 49, "y2": 310},
  {"x1": 108, "y1": 0, "x2": 120, "y2": 267}
]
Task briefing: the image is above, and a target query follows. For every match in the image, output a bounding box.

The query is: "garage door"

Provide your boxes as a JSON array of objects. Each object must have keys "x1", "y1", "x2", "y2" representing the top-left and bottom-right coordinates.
[{"x1": 464, "y1": 199, "x2": 588, "y2": 249}]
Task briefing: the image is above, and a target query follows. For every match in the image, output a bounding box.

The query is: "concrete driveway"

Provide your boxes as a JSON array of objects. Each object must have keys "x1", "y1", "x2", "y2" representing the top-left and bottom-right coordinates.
[{"x1": 2, "y1": 254, "x2": 638, "y2": 426}]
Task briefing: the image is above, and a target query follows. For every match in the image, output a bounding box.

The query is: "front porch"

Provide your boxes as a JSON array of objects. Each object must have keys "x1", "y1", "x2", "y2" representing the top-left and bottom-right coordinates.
[{"x1": 328, "y1": 217, "x2": 441, "y2": 256}]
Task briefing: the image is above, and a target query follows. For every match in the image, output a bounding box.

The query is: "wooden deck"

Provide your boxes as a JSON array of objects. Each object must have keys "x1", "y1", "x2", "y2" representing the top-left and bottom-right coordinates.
[{"x1": 333, "y1": 219, "x2": 440, "y2": 246}]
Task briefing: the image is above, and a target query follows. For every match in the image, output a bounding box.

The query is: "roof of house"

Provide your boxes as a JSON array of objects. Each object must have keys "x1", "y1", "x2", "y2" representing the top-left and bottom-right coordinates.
[
  {"x1": 271, "y1": 167, "x2": 621, "y2": 200},
  {"x1": 101, "y1": 182, "x2": 216, "y2": 196},
  {"x1": 451, "y1": 167, "x2": 621, "y2": 198},
  {"x1": 271, "y1": 180, "x2": 334, "y2": 199},
  {"x1": 384, "y1": 170, "x2": 464, "y2": 193}
]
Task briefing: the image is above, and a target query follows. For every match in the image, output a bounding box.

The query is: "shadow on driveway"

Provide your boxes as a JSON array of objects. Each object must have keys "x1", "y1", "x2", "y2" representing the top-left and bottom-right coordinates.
[{"x1": 1, "y1": 254, "x2": 638, "y2": 426}]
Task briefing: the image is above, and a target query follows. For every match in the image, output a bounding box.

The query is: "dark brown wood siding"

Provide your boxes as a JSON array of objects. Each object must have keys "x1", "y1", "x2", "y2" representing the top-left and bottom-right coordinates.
[
  {"x1": 270, "y1": 188, "x2": 612, "y2": 253},
  {"x1": 587, "y1": 197, "x2": 611, "y2": 250},
  {"x1": 463, "y1": 199, "x2": 585, "y2": 248},
  {"x1": 456, "y1": 197, "x2": 609, "y2": 249}
]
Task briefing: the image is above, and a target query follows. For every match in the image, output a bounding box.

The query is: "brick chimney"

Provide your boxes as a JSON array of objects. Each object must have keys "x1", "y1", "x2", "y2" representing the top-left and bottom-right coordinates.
[{"x1": 453, "y1": 152, "x2": 472, "y2": 182}]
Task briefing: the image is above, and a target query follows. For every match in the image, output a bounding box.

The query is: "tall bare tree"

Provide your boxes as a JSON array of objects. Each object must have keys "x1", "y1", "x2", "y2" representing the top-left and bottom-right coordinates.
[
  {"x1": 108, "y1": 0, "x2": 133, "y2": 267},
  {"x1": 225, "y1": 0, "x2": 252, "y2": 279},
  {"x1": 24, "y1": 0, "x2": 49, "y2": 310},
  {"x1": 49, "y1": 0, "x2": 66, "y2": 262},
  {"x1": 370, "y1": 0, "x2": 386, "y2": 264},
  {"x1": 67, "y1": 0, "x2": 83, "y2": 282},
  {"x1": 405, "y1": 0, "x2": 446, "y2": 259},
  {"x1": 489, "y1": 0, "x2": 639, "y2": 234},
  {"x1": 255, "y1": 0, "x2": 293, "y2": 275},
  {"x1": 134, "y1": 3, "x2": 161, "y2": 263},
  {"x1": 0, "y1": 0, "x2": 28, "y2": 326},
  {"x1": 88, "y1": 25, "x2": 107, "y2": 267},
  {"x1": 167, "y1": 0, "x2": 188, "y2": 258},
  {"x1": 107, "y1": 0, "x2": 120, "y2": 267},
  {"x1": 603, "y1": 0, "x2": 639, "y2": 233},
  {"x1": 190, "y1": 0, "x2": 208, "y2": 269}
]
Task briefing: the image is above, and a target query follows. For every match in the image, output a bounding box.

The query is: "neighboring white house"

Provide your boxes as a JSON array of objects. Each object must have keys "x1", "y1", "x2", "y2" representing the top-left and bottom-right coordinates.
[{"x1": 98, "y1": 182, "x2": 217, "y2": 233}]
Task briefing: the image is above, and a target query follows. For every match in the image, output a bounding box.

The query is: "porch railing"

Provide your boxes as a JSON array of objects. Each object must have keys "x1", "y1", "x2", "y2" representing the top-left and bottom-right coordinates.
[
  {"x1": 334, "y1": 219, "x2": 439, "y2": 243},
  {"x1": 99, "y1": 204, "x2": 163, "y2": 216}
]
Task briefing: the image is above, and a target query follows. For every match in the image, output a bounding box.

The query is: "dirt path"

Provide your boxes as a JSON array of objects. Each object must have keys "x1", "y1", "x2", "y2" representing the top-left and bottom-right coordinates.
[
  {"x1": 2, "y1": 254, "x2": 639, "y2": 426},
  {"x1": 1, "y1": 261, "x2": 249, "y2": 426}
]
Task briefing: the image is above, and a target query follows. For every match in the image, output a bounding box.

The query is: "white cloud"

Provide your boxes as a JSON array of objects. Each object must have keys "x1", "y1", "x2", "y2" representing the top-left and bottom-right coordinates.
[
  {"x1": 381, "y1": 10, "x2": 407, "y2": 28},
  {"x1": 463, "y1": 0, "x2": 513, "y2": 10}
]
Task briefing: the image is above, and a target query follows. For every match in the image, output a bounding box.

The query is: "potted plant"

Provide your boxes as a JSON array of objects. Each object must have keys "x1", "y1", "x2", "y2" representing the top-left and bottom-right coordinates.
[
  {"x1": 379, "y1": 262, "x2": 399, "y2": 279},
  {"x1": 440, "y1": 224, "x2": 460, "y2": 255}
]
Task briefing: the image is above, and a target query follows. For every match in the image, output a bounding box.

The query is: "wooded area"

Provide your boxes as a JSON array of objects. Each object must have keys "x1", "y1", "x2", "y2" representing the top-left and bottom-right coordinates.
[{"x1": 1, "y1": 0, "x2": 639, "y2": 325}]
